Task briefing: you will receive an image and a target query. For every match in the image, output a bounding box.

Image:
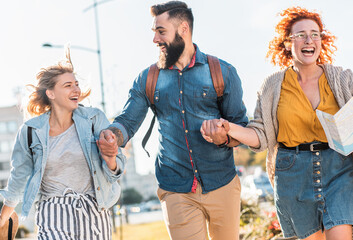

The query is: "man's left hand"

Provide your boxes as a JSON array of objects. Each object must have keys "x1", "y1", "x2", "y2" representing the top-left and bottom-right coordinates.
[{"x1": 201, "y1": 118, "x2": 229, "y2": 145}]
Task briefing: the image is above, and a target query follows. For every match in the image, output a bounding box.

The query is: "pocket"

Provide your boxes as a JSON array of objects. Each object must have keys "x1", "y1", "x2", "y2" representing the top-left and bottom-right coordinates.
[
  {"x1": 157, "y1": 188, "x2": 171, "y2": 201},
  {"x1": 30, "y1": 143, "x2": 43, "y2": 156},
  {"x1": 275, "y1": 149, "x2": 296, "y2": 171},
  {"x1": 153, "y1": 89, "x2": 172, "y2": 117},
  {"x1": 193, "y1": 87, "x2": 220, "y2": 117},
  {"x1": 337, "y1": 151, "x2": 352, "y2": 161},
  {"x1": 30, "y1": 143, "x2": 43, "y2": 167}
]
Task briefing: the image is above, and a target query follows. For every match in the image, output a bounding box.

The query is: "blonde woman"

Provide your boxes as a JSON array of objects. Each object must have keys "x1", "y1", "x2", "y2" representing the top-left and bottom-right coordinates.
[{"x1": 0, "y1": 51, "x2": 125, "y2": 239}]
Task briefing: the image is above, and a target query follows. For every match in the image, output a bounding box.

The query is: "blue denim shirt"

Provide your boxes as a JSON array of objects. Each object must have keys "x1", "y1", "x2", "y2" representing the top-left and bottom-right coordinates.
[
  {"x1": 111, "y1": 46, "x2": 248, "y2": 193},
  {"x1": 0, "y1": 106, "x2": 126, "y2": 217}
]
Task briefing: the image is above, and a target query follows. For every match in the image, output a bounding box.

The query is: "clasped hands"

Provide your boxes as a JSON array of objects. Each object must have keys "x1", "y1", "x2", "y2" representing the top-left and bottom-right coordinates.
[
  {"x1": 200, "y1": 118, "x2": 230, "y2": 145},
  {"x1": 96, "y1": 129, "x2": 119, "y2": 171},
  {"x1": 96, "y1": 118, "x2": 231, "y2": 163}
]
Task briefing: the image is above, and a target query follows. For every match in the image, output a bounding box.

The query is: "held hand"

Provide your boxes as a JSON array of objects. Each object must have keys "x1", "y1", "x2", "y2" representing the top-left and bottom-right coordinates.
[
  {"x1": 218, "y1": 118, "x2": 230, "y2": 132},
  {"x1": 201, "y1": 119, "x2": 229, "y2": 145},
  {"x1": 98, "y1": 129, "x2": 119, "y2": 157},
  {"x1": 200, "y1": 122, "x2": 214, "y2": 143},
  {"x1": 0, "y1": 206, "x2": 15, "y2": 228}
]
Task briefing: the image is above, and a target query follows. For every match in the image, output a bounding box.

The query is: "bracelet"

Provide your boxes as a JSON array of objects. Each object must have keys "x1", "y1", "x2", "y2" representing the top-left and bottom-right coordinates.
[{"x1": 217, "y1": 135, "x2": 230, "y2": 148}]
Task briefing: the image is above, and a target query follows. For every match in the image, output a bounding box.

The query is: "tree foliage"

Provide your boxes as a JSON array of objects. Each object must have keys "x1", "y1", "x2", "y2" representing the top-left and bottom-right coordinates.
[{"x1": 122, "y1": 188, "x2": 143, "y2": 205}]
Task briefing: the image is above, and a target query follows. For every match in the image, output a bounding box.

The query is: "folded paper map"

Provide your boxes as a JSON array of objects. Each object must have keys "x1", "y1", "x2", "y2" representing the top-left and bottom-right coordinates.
[{"x1": 316, "y1": 97, "x2": 353, "y2": 156}]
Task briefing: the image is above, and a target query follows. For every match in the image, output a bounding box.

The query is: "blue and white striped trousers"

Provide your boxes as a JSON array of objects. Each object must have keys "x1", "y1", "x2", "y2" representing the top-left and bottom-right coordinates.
[{"x1": 36, "y1": 190, "x2": 112, "y2": 240}]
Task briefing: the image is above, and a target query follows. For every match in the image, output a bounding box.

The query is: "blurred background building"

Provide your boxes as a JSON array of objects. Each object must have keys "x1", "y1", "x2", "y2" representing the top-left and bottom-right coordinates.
[{"x1": 0, "y1": 105, "x2": 23, "y2": 189}]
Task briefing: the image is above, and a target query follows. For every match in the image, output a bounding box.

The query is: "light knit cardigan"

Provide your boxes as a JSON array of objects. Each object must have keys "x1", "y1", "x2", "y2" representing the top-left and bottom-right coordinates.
[{"x1": 247, "y1": 64, "x2": 353, "y2": 186}]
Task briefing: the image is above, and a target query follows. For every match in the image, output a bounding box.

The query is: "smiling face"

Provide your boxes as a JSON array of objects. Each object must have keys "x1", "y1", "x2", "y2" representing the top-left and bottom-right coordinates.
[
  {"x1": 152, "y1": 12, "x2": 185, "y2": 68},
  {"x1": 46, "y1": 72, "x2": 81, "y2": 112},
  {"x1": 288, "y1": 19, "x2": 322, "y2": 68}
]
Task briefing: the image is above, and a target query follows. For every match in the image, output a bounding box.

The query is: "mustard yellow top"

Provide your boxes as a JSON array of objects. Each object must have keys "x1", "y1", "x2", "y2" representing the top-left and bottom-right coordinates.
[{"x1": 277, "y1": 67, "x2": 340, "y2": 147}]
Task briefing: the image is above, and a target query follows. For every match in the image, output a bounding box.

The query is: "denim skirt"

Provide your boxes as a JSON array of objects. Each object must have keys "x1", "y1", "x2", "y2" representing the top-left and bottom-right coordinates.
[{"x1": 274, "y1": 147, "x2": 353, "y2": 239}]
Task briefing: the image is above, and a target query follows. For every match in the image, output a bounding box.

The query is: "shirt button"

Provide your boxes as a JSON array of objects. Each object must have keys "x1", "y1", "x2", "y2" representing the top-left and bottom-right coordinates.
[
  {"x1": 182, "y1": 110, "x2": 185, "y2": 114},
  {"x1": 97, "y1": 187, "x2": 100, "y2": 191},
  {"x1": 179, "y1": 72, "x2": 182, "y2": 76},
  {"x1": 94, "y1": 171, "x2": 97, "y2": 174},
  {"x1": 180, "y1": 90, "x2": 183, "y2": 94},
  {"x1": 316, "y1": 162, "x2": 320, "y2": 166},
  {"x1": 185, "y1": 130, "x2": 188, "y2": 133},
  {"x1": 316, "y1": 179, "x2": 320, "y2": 183},
  {"x1": 316, "y1": 171, "x2": 321, "y2": 174},
  {"x1": 316, "y1": 152, "x2": 319, "y2": 156}
]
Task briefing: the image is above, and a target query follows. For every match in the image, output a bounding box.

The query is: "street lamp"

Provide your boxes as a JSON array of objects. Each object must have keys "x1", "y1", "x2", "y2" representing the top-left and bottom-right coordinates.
[
  {"x1": 42, "y1": 42, "x2": 106, "y2": 112},
  {"x1": 42, "y1": 0, "x2": 114, "y2": 112}
]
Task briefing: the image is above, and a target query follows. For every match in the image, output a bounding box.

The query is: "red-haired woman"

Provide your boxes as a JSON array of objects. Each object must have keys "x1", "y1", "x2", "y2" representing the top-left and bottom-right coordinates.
[{"x1": 201, "y1": 7, "x2": 353, "y2": 240}]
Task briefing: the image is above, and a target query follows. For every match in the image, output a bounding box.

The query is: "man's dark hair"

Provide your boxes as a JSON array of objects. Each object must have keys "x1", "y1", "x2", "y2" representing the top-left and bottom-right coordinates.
[{"x1": 150, "y1": 1, "x2": 194, "y2": 34}]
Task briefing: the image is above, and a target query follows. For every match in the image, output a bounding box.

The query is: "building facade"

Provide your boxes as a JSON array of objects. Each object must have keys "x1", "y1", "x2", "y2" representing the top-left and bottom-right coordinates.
[
  {"x1": 0, "y1": 105, "x2": 23, "y2": 189},
  {"x1": 120, "y1": 141, "x2": 158, "y2": 201}
]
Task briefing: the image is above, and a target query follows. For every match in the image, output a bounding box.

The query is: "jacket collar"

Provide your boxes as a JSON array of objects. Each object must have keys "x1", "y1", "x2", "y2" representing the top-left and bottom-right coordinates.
[{"x1": 25, "y1": 106, "x2": 99, "y2": 129}]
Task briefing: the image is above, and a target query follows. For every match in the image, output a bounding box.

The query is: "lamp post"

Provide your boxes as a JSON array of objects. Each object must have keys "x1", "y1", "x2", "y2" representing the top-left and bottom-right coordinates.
[{"x1": 42, "y1": 0, "x2": 114, "y2": 112}]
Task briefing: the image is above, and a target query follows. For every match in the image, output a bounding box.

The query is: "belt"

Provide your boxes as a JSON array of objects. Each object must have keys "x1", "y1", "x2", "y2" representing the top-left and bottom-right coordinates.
[
  {"x1": 279, "y1": 142, "x2": 329, "y2": 152},
  {"x1": 63, "y1": 188, "x2": 101, "y2": 235}
]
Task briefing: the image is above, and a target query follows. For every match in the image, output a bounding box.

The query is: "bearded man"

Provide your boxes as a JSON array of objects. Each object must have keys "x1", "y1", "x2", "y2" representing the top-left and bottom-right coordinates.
[{"x1": 98, "y1": 1, "x2": 248, "y2": 239}]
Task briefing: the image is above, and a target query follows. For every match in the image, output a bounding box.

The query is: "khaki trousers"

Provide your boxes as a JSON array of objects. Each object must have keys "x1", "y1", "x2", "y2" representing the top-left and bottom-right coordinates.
[{"x1": 157, "y1": 175, "x2": 241, "y2": 240}]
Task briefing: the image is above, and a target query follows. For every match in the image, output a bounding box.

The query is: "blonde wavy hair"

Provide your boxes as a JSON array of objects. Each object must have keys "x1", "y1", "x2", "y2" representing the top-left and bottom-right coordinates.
[{"x1": 26, "y1": 48, "x2": 91, "y2": 117}]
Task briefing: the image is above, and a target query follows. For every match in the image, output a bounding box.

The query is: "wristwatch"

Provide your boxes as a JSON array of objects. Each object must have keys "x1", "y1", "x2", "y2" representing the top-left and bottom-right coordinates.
[{"x1": 217, "y1": 135, "x2": 230, "y2": 148}]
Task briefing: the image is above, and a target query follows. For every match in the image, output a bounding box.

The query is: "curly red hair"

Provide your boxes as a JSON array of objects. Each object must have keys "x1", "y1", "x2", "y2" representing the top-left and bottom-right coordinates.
[{"x1": 266, "y1": 6, "x2": 337, "y2": 69}]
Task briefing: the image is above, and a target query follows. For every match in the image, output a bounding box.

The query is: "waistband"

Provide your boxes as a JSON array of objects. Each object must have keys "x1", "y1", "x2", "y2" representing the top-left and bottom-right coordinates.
[{"x1": 279, "y1": 142, "x2": 329, "y2": 152}]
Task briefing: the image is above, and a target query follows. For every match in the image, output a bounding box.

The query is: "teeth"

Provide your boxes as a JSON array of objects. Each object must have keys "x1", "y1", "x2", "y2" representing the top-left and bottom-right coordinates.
[{"x1": 302, "y1": 49, "x2": 314, "y2": 54}]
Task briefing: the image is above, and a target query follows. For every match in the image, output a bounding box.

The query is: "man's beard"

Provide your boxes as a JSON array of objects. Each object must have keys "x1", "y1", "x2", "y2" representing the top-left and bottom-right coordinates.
[{"x1": 157, "y1": 32, "x2": 185, "y2": 69}]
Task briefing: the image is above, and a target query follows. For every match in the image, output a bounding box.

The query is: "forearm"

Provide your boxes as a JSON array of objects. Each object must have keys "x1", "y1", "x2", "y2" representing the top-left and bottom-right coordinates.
[
  {"x1": 104, "y1": 156, "x2": 118, "y2": 171},
  {"x1": 228, "y1": 123, "x2": 260, "y2": 148}
]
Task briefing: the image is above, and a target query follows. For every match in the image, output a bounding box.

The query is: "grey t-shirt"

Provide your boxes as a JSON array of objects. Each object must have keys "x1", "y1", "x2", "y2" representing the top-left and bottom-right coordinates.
[{"x1": 40, "y1": 124, "x2": 94, "y2": 200}]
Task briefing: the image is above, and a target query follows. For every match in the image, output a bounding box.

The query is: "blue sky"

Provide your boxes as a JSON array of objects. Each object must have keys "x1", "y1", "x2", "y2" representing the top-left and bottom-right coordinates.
[{"x1": 1, "y1": 0, "x2": 352, "y2": 174}]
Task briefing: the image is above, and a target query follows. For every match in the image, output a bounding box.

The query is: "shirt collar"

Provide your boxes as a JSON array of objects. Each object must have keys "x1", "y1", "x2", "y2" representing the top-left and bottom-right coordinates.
[{"x1": 167, "y1": 43, "x2": 205, "y2": 70}]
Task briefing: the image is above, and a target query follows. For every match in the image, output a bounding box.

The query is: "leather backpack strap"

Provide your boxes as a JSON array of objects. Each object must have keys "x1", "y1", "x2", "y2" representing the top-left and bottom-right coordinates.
[
  {"x1": 207, "y1": 55, "x2": 224, "y2": 97},
  {"x1": 146, "y1": 63, "x2": 160, "y2": 105},
  {"x1": 142, "y1": 63, "x2": 160, "y2": 157}
]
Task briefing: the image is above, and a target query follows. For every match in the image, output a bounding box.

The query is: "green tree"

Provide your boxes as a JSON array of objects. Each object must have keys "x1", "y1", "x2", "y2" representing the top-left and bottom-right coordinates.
[{"x1": 122, "y1": 188, "x2": 143, "y2": 204}]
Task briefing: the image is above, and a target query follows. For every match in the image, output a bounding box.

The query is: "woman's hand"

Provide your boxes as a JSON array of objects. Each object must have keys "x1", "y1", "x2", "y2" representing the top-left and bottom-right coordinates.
[
  {"x1": 0, "y1": 205, "x2": 15, "y2": 228},
  {"x1": 0, "y1": 215, "x2": 7, "y2": 228}
]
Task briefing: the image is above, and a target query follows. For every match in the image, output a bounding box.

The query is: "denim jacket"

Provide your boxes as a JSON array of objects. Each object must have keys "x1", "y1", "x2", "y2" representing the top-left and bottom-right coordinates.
[
  {"x1": 0, "y1": 106, "x2": 126, "y2": 217},
  {"x1": 111, "y1": 45, "x2": 248, "y2": 193}
]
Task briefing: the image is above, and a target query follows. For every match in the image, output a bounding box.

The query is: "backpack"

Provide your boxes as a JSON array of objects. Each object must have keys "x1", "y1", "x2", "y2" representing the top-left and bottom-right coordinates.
[{"x1": 142, "y1": 55, "x2": 225, "y2": 156}]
